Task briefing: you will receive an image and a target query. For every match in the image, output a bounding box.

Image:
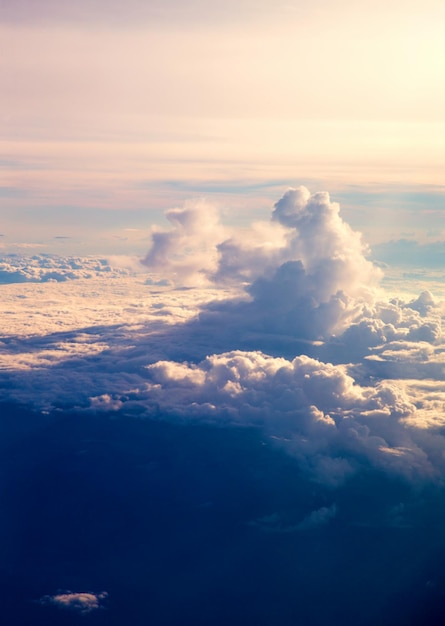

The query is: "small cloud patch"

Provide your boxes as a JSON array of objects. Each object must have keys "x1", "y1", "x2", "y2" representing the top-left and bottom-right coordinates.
[{"x1": 40, "y1": 591, "x2": 108, "y2": 614}]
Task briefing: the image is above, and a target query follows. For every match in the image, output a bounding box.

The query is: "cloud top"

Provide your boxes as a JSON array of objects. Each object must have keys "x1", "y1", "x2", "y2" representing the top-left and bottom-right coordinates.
[
  {"x1": 142, "y1": 200, "x2": 225, "y2": 287},
  {"x1": 143, "y1": 187, "x2": 382, "y2": 339}
]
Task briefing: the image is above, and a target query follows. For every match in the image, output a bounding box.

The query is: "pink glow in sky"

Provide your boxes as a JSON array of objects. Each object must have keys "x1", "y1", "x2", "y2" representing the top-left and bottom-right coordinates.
[{"x1": 1, "y1": 0, "x2": 445, "y2": 251}]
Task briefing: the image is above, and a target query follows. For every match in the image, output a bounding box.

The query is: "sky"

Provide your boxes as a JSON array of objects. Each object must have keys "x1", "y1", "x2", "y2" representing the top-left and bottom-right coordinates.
[
  {"x1": 2, "y1": 0, "x2": 445, "y2": 253},
  {"x1": 2, "y1": 1, "x2": 445, "y2": 624}
]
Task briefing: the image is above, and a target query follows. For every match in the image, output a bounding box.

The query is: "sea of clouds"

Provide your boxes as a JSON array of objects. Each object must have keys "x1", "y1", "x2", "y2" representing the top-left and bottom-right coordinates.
[
  {"x1": 0, "y1": 254, "x2": 131, "y2": 284},
  {"x1": 2, "y1": 186, "x2": 445, "y2": 488}
]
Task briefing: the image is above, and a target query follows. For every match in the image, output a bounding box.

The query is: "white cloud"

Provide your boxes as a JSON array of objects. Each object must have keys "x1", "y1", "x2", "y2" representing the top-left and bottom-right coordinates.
[
  {"x1": 142, "y1": 350, "x2": 442, "y2": 483},
  {"x1": 142, "y1": 200, "x2": 226, "y2": 287},
  {"x1": 143, "y1": 187, "x2": 384, "y2": 341},
  {"x1": 40, "y1": 591, "x2": 108, "y2": 614},
  {"x1": 0, "y1": 254, "x2": 131, "y2": 284}
]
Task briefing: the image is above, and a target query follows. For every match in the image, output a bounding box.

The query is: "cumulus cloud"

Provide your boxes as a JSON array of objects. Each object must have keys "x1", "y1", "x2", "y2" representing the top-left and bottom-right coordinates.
[
  {"x1": 142, "y1": 200, "x2": 226, "y2": 286},
  {"x1": 332, "y1": 292, "x2": 442, "y2": 359},
  {"x1": 270, "y1": 187, "x2": 378, "y2": 304},
  {"x1": 145, "y1": 186, "x2": 380, "y2": 290},
  {"x1": 144, "y1": 187, "x2": 385, "y2": 340},
  {"x1": 141, "y1": 350, "x2": 443, "y2": 483},
  {"x1": 143, "y1": 188, "x2": 441, "y2": 357},
  {"x1": 40, "y1": 591, "x2": 108, "y2": 614},
  {"x1": 0, "y1": 185, "x2": 444, "y2": 488}
]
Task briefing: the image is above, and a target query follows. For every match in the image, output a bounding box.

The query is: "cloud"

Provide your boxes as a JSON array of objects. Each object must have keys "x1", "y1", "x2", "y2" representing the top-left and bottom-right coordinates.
[
  {"x1": 0, "y1": 254, "x2": 131, "y2": 284},
  {"x1": 267, "y1": 188, "x2": 379, "y2": 313},
  {"x1": 135, "y1": 188, "x2": 445, "y2": 482},
  {"x1": 143, "y1": 187, "x2": 383, "y2": 341},
  {"x1": 142, "y1": 200, "x2": 226, "y2": 287},
  {"x1": 250, "y1": 504, "x2": 338, "y2": 533},
  {"x1": 145, "y1": 186, "x2": 380, "y2": 287},
  {"x1": 143, "y1": 189, "x2": 441, "y2": 361},
  {"x1": 40, "y1": 591, "x2": 108, "y2": 614},
  {"x1": 296, "y1": 504, "x2": 338, "y2": 530},
  {"x1": 0, "y1": 185, "x2": 444, "y2": 488},
  {"x1": 141, "y1": 350, "x2": 443, "y2": 484}
]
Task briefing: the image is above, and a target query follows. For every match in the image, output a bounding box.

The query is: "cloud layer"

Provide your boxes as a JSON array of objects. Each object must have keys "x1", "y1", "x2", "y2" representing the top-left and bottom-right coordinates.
[
  {"x1": 1, "y1": 186, "x2": 445, "y2": 487},
  {"x1": 0, "y1": 254, "x2": 131, "y2": 283}
]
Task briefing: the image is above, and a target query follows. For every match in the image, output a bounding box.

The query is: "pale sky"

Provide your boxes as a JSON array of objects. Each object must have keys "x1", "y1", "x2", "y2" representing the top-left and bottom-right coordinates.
[{"x1": 1, "y1": 0, "x2": 445, "y2": 252}]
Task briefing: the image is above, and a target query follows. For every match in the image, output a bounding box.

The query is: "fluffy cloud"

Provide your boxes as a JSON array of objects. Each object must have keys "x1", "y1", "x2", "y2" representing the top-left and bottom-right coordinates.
[
  {"x1": 134, "y1": 188, "x2": 445, "y2": 483},
  {"x1": 142, "y1": 189, "x2": 440, "y2": 357},
  {"x1": 145, "y1": 186, "x2": 380, "y2": 295},
  {"x1": 40, "y1": 591, "x2": 108, "y2": 614},
  {"x1": 141, "y1": 350, "x2": 443, "y2": 484},
  {"x1": 142, "y1": 200, "x2": 226, "y2": 286},
  {"x1": 270, "y1": 187, "x2": 378, "y2": 302},
  {"x1": 143, "y1": 188, "x2": 383, "y2": 340},
  {"x1": 326, "y1": 292, "x2": 442, "y2": 365},
  {"x1": 1, "y1": 186, "x2": 444, "y2": 488},
  {"x1": 0, "y1": 254, "x2": 131, "y2": 284}
]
